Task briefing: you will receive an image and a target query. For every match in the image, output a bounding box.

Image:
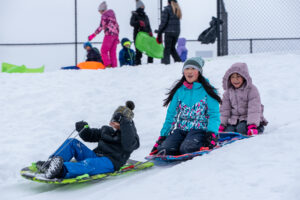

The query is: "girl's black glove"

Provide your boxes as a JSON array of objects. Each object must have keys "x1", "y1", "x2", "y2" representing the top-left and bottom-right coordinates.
[
  {"x1": 205, "y1": 132, "x2": 218, "y2": 149},
  {"x1": 149, "y1": 136, "x2": 166, "y2": 155}
]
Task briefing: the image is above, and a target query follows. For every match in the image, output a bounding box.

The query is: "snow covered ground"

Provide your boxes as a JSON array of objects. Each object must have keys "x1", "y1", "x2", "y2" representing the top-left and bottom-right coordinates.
[{"x1": 0, "y1": 52, "x2": 300, "y2": 200}]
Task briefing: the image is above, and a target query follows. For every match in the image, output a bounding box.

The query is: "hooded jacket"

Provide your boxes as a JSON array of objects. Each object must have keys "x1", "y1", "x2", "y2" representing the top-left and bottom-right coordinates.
[
  {"x1": 79, "y1": 117, "x2": 140, "y2": 171},
  {"x1": 86, "y1": 47, "x2": 102, "y2": 62},
  {"x1": 119, "y1": 38, "x2": 135, "y2": 66},
  {"x1": 220, "y1": 63, "x2": 268, "y2": 127},
  {"x1": 176, "y1": 38, "x2": 188, "y2": 62},
  {"x1": 160, "y1": 81, "x2": 220, "y2": 136},
  {"x1": 94, "y1": 9, "x2": 119, "y2": 36}
]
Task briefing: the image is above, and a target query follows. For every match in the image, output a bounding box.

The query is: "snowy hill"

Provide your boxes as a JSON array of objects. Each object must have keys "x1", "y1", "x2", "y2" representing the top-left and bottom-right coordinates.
[{"x1": 1, "y1": 52, "x2": 300, "y2": 200}]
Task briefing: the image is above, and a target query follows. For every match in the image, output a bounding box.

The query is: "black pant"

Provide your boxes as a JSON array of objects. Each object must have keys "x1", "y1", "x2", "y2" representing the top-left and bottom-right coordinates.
[
  {"x1": 135, "y1": 48, "x2": 153, "y2": 65},
  {"x1": 162, "y1": 32, "x2": 182, "y2": 64},
  {"x1": 157, "y1": 129, "x2": 206, "y2": 155},
  {"x1": 225, "y1": 121, "x2": 265, "y2": 135}
]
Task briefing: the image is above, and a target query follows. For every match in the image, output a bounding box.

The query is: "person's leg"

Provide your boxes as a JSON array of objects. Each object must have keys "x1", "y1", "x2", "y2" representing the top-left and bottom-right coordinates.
[
  {"x1": 161, "y1": 33, "x2": 172, "y2": 64},
  {"x1": 101, "y1": 35, "x2": 113, "y2": 67},
  {"x1": 170, "y1": 33, "x2": 182, "y2": 62},
  {"x1": 257, "y1": 125, "x2": 265, "y2": 134},
  {"x1": 46, "y1": 139, "x2": 101, "y2": 179},
  {"x1": 147, "y1": 56, "x2": 153, "y2": 64},
  {"x1": 224, "y1": 125, "x2": 236, "y2": 132},
  {"x1": 110, "y1": 36, "x2": 119, "y2": 67},
  {"x1": 64, "y1": 156, "x2": 114, "y2": 179},
  {"x1": 157, "y1": 129, "x2": 186, "y2": 155},
  {"x1": 236, "y1": 121, "x2": 248, "y2": 135},
  {"x1": 179, "y1": 129, "x2": 206, "y2": 154},
  {"x1": 135, "y1": 48, "x2": 142, "y2": 65},
  {"x1": 51, "y1": 138, "x2": 97, "y2": 162}
]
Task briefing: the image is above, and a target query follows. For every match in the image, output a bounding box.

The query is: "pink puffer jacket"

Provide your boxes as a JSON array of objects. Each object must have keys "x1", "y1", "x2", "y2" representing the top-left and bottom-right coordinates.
[
  {"x1": 220, "y1": 63, "x2": 268, "y2": 127},
  {"x1": 94, "y1": 9, "x2": 119, "y2": 36}
]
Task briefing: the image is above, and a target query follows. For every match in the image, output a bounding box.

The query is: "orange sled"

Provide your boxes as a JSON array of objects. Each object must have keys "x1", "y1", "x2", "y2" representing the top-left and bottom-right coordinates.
[{"x1": 77, "y1": 61, "x2": 105, "y2": 70}]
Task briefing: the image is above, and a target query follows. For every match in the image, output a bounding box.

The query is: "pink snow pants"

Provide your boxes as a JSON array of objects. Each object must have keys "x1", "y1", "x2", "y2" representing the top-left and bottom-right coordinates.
[{"x1": 101, "y1": 35, "x2": 119, "y2": 67}]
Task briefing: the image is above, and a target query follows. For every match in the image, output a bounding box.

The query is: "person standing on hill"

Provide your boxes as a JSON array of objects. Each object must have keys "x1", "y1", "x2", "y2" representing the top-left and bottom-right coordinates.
[
  {"x1": 156, "y1": 0, "x2": 182, "y2": 64},
  {"x1": 176, "y1": 37, "x2": 188, "y2": 62},
  {"x1": 130, "y1": 0, "x2": 154, "y2": 65},
  {"x1": 88, "y1": 1, "x2": 120, "y2": 68},
  {"x1": 119, "y1": 38, "x2": 135, "y2": 66}
]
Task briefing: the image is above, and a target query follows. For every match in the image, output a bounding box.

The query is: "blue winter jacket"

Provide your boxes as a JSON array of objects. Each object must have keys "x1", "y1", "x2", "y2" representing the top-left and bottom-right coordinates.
[
  {"x1": 119, "y1": 48, "x2": 135, "y2": 66},
  {"x1": 160, "y1": 82, "x2": 220, "y2": 136}
]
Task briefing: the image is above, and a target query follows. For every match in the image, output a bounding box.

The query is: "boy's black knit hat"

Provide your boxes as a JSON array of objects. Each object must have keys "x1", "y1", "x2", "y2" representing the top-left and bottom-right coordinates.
[{"x1": 111, "y1": 101, "x2": 135, "y2": 122}]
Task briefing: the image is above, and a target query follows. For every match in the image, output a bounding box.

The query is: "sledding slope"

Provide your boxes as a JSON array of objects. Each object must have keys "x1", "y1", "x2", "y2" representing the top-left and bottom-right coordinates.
[{"x1": 0, "y1": 52, "x2": 300, "y2": 200}]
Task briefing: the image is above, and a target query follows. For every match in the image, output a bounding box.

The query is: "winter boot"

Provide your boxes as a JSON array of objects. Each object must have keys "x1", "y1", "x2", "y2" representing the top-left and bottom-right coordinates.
[
  {"x1": 36, "y1": 160, "x2": 50, "y2": 173},
  {"x1": 44, "y1": 156, "x2": 64, "y2": 179}
]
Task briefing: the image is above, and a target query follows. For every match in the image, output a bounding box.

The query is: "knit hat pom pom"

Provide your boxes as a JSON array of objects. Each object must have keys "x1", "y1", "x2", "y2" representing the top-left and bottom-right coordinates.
[{"x1": 126, "y1": 101, "x2": 135, "y2": 110}]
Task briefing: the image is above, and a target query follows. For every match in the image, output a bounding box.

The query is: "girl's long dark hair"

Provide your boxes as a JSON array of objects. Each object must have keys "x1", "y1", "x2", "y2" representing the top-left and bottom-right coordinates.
[{"x1": 163, "y1": 74, "x2": 222, "y2": 107}]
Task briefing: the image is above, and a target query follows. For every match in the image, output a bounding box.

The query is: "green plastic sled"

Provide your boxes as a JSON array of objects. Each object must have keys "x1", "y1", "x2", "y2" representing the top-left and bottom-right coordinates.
[
  {"x1": 2, "y1": 62, "x2": 44, "y2": 73},
  {"x1": 135, "y1": 32, "x2": 164, "y2": 59},
  {"x1": 20, "y1": 159, "x2": 154, "y2": 184}
]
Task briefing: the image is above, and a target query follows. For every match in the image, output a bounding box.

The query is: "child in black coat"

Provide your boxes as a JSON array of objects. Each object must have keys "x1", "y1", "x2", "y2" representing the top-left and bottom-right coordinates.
[
  {"x1": 84, "y1": 42, "x2": 102, "y2": 62},
  {"x1": 37, "y1": 101, "x2": 140, "y2": 179}
]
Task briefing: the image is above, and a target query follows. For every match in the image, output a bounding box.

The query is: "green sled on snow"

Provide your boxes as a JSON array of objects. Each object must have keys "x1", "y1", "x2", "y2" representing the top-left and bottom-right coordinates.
[
  {"x1": 135, "y1": 32, "x2": 164, "y2": 59},
  {"x1": 2, "y1": 62, "x2": 44, "y2": 73},
  {"x1": 20, "y1": 159, "x2": 154, "y2": 184}
]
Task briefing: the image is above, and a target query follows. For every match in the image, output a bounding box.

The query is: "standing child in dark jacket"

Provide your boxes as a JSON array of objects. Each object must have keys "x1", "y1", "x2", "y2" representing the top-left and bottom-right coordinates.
[
  {"x1": 219, "y1": 63, "x2": 268, "y2": 135},
  {"x1": 84, "y1": 42, "x2": 102, "y2": 62},
  {"x1": 130, "y1": 0, "x2": 153, "y2": 65},
  {"x1": 119, "y1": 38, "x2": 135, "y2": 66},
  {"x1": 37, "y1": 101, "x2": 140, "y2": 179},
  {"x1": 157, "y1": 0, "x2": 182, "y2": 64}
]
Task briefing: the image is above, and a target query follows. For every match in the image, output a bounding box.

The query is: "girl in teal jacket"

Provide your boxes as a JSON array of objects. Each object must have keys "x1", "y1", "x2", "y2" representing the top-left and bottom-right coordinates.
[{"x1": 150, "y1": 57, "x2": 221, "y2": 155}]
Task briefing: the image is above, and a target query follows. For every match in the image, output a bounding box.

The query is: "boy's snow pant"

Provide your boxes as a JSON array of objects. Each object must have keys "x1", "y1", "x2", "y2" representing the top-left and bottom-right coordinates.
[
  {"x1": 52, "y1": 138, "x2": 114, "y2": 179},
  {"x1": 101, "y1": 35, "x2": 119, "y2": 67},
  {"x1": 157, "y1": 129, "x2": 207, "y2": 155},
  {"x1": 162, "y1": 32, "x2": 182, "y2": 65},
  {"x1": 225, "y1": 121, "x2": 264, "y2": 135}
]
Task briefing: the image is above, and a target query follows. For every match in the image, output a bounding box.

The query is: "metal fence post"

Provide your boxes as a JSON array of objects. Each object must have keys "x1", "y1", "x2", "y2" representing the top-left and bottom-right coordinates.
[
  {"x1": 75, "y1": 0, "x2": 78, "y2": 66},
  {"x1": 216, "y1": 0, "x2": 221, "y2": 56}
]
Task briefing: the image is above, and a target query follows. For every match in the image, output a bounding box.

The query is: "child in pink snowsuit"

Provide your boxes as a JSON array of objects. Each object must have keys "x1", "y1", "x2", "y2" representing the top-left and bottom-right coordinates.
[
  {"x1": 88, "y1": 1, "x2": 120, "y2": 67},
  {"x1": 219, "y1": 63, "x2": 268, "y2": 136}
]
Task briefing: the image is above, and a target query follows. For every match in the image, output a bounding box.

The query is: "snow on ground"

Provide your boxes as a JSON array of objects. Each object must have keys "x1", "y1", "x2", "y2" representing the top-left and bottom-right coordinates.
[{"x1": 0, "y1": 52, "x2": 300, "y2": 200}]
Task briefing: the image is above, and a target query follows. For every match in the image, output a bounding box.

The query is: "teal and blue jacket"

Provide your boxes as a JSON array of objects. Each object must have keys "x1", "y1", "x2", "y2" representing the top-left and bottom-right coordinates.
[{"x1": 160, "y1": 81, "x2": 220, "y2": 136}]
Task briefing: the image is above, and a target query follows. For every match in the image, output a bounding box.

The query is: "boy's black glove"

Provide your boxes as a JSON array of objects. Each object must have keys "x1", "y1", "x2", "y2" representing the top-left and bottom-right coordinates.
[
  {"x1": 205, "y1": 131, "x2": 218, "y2": 149},
  {"x1": 75, "y1": 121, "x2": 88, "y2": 132}
]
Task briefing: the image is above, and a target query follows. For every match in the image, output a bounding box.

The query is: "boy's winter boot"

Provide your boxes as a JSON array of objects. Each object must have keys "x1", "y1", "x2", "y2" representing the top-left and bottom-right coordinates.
[
  {"x1": 44, "y1": 156, "x2": 64, "y2": 179},
  {"x1": 36, "y1": 161, "x2": 50, "y2": 173}
]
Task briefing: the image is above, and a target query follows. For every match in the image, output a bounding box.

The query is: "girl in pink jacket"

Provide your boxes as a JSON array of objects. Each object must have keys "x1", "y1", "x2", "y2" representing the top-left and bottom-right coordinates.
[
  {"x1": 88, "y1": 1, "x2": 120, "y2": 67},
  {"x1": 219, "y1": 63, "x2": 268, "y2": 136}
]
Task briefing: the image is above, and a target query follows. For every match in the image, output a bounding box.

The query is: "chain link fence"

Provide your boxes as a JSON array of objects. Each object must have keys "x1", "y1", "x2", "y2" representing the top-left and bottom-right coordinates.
[{"x1": 219, "y1": 0, "x2": 300, "y2": 55}]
